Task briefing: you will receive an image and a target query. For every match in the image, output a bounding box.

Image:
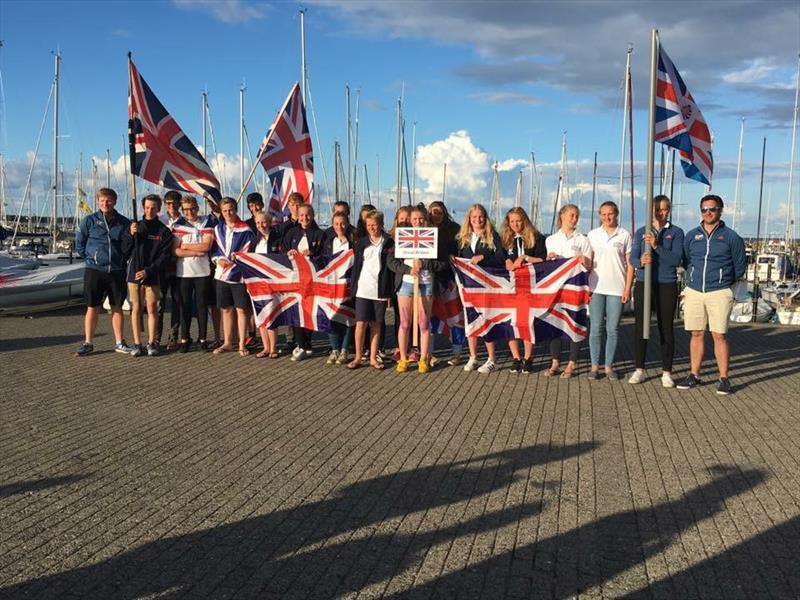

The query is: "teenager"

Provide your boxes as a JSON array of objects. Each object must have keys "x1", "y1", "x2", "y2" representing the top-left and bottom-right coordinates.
[
  {"x1": 627, "y1": 195, "x2": 684, "y2": 387},
  {"x1": 323, "y1": 211, "x2": 356, "y2": 365},
  {"x1": 429, "y1": 200, "x2": 465, "y2": 366},
  {"x1": 347, "y1": 210, "x2": 394, "y2": 370},
  {"x1": 122, "y1": 194, "x2": 174, "y2": 357},
  {"x1": 173, "y1": 195, "x2": 215, "y2": 353},
  {"x1": 501, "y1": 206, "x2": 547, "y2": 373},
  {"x1": 211, "y1": 197, "x2": 255, "y2": 356},
  {"x1": 158, "y1": 190, "x2": 183, "y2": 350},
  {"x1": 456, "y1": 203, "x2": 506, "y2": 373},
  {"x1": 284, "y1": 203, "x2": 325, "y2": 360},
  {"x1": 587, "y1": 201, "x2": 632, "y2": 380},
  {"x1": 387, "y1": 206, "x2": 413, "y2": 361},
  {"x1": 355, "y1": 204, "x2": 377, "y2": 240},
  {"x1": 275, "y1": 192, "x2": 304, "y2": 239},
  {"x1": 244, "y1": 192, "x2": 264, "y2": 233},
  {"x1": 389, "y1": 206, "x2": 445, "y2": 374},
  {"x1": 545, "y1": 204, "x2": 593, "y2": 378},
  {"x1": 73, "y1": 187, "x2": 132, "y2": 356},
  {"x1": 250, "y1": 210, "x2": 281, "y2": 359}
]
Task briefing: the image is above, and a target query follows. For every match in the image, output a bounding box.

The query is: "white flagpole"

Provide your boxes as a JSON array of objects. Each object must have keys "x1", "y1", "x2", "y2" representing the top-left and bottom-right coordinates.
[{"x1": 643, "y1": 29, "x2": 658, "y2": 340}]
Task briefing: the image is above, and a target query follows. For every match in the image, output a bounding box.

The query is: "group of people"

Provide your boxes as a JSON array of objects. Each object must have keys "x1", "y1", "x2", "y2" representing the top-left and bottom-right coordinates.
[{"x1": 73, "y1": 186, "x2": 746, "y2": 394}]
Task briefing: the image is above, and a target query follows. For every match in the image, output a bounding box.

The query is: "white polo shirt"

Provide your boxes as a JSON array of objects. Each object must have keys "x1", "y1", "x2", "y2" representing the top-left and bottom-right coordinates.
[
  {"x1": 587, "y1": 226, "x2": 632, "y2": 296},
  {"x1": 356, "y1": 238, "x2": 385, "y2": 300},
  {"x1": 545, "y1": 229, "x2": 592, "y2": 259}
]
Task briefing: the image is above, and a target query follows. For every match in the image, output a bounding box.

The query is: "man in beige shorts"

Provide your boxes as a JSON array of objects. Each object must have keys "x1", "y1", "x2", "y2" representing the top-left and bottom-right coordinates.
[{"x1": 676, "y1": 194, "x2": 746, "y2": 395}]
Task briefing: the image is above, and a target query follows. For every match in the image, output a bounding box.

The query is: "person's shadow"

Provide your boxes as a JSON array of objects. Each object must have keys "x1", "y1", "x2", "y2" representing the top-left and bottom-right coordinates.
[{"x1": 0, "y1": 443, "x2": 595, "y2": 599}]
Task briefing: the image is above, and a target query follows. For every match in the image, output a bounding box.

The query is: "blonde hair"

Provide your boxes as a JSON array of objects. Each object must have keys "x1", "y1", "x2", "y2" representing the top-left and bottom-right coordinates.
[
  {"x1": 390, "y1": 206, "x2": 412, "y2": 238},
  {"x1": 557, "y1": 203, "x2": 580, "y2": 230},
  {"x1": 500, "y1": 207, "x2": 539, "y2": 251},
  {"x1": 363, "y1": 209, "x2": 384, "y2": 230},
  {"x1": 409, "y1": 206, "x2": 429, "y2": 227},
  {"x1": 457, "y1": 204, "x2": 497, "y2": 250}
]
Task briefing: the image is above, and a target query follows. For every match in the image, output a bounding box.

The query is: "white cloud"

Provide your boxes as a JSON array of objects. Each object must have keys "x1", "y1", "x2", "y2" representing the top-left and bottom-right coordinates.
[
  {"x1": 722, "y1": 58, "x2": 778, "y2": 85},
  {"x1": 495, "y1": 158, "x2": 527, "y2": 172},
  {"x1": 472, "y1": 91, "x2": 542, "y2": 105},
  {"x1": 173, "y1": 0, "x2": 267, "y2": 24},
  {"x1": 415, "y1": 130, "x2": 490, "y2": 199}
]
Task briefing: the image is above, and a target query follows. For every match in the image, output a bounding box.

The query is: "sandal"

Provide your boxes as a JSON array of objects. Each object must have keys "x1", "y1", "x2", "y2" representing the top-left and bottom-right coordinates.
[
  {"x1": 268, "y1": 352, "x2": 280, "y2": 359},
  {"x1": 561, "y1": 363, "x2": 576, "y2": 379},
  {"x1": 370, "y1": 361, "x2": 385, "y2": 370},
  {"x1": 213, "y1": 345, "x2": 234, "y2": 354},
  {"x1": 346, "y1": 360, "x2": 361, "y2": 370},
  {"x1": 256, "y1": 350, "x2": 270, "y2": 358},
  {"x1": 544, "y1": 366, "x2": 560, "y2": 377},
  {"x1": 239, "y1": 348, "x2": 250, "y2": 357}
]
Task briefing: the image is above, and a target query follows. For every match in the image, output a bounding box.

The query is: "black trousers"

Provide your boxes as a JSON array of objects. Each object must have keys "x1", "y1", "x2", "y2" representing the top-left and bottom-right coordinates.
[
  {"x1": 158, "y1": 273, "x2": 181, "y2": 343},
  {"x1": 633, "y1": 280, "x2": 678, "y2": 371},
  {"x1": 293, "y1": 327, "x2": 313, "y2": 350},
  {"x1": 549, "y1": 338, "x2": 580, "y2": 363},
  {"x1": 179, "y1": 276, "x2": 211, "y2": 341}
]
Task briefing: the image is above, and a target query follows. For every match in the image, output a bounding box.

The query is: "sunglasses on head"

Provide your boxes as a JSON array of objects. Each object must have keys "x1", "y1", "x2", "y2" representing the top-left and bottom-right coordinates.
[{"x1": 701, "y1": 206, "x2": 720, "y2": 214}]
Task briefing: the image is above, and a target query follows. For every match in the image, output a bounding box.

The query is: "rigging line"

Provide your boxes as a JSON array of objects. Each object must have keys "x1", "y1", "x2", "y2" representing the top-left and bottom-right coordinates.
[
  {"x1": 11, "y1": 80, "x2": 54, "y2": 245},
  {"x1": 305, "y1": 76, "x2": 332, "y2": 217}
]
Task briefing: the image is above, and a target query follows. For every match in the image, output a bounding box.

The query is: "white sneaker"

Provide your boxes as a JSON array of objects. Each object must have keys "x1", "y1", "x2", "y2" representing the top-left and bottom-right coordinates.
[
  {"x1": 326, "y1": 350, "x2": 339, "y2": 365},
  {"x1": 303, "y1": 348, "x2": 313, "y2": 358},
  {"x1": 463, "y1": 357, "x2": 479, "y2": 372},
  {"x1": 628, "y1": 370, "x2": 645, "y2": 384},
  {"x1": 661, "y1": 372, "x2": 675, "y2": 388},
  {"x1": 477, "y1": 359, "x2": 497, "y2": 374},
  {"x1": 291, "y1": 346, "x2": 304, "y2": 362}
]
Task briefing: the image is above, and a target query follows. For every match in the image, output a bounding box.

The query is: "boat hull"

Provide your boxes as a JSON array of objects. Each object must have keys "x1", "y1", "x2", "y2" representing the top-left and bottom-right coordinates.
[{"x1": 0, "y1": 263, "x2": 85, "y2": 313}]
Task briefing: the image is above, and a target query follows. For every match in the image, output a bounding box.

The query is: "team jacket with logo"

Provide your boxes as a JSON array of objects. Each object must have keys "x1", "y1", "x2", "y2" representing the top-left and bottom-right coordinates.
[{"x1": 683, "y1": 220, "x2": 746, "y2": 293}]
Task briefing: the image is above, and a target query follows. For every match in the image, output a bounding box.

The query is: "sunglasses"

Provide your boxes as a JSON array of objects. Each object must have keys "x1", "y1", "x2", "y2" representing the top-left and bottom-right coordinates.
[{"x1": 701, "y1": 206, "x2": 720, "y2": 214}]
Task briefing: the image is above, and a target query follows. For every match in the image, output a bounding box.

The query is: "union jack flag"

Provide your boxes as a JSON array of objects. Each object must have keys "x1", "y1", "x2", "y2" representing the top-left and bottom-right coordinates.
[
  {"x1": 395, "y1": 227, "x2": 437, "y2": 255},
  {"x1": 655, "y1": 43, "x2": 713, "y2": 186},
  {"x1": 128, "y1": 59, "x2": 221, "y2": 200},
  {"x1": 451, "y1": 257, "x2": 590, "y2": 343},
  {"x1": 256, "y1": 83, "x2": 314, "y2": 219},
  {"x1": 235, "y1": 250, "x2": 355, "y2": 332},
  {"x1": 212, "y1": 219, "x2": 254, "y2": 282},
  {"x1": 430, "y1": 270, "x2": 464, "y2": 336}
]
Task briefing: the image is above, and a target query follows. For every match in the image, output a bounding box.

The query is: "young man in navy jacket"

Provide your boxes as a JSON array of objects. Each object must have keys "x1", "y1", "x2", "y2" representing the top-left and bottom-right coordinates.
[{"x1": 677, "y1": 194, "x2": 746, "y2": 395}]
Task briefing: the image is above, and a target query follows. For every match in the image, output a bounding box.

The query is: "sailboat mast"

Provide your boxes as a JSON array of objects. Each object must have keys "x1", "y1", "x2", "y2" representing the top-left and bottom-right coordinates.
[
  {"x1": 590, "y1": 151, "x2": 598, "y2": 223},
  {"x1": 733, "y1": 118, "x2": 745, "y2": 230},
  {"x1": 785, "y1": 54, "x2": 799, "y2": 252},
  {"x1": 442, "y1": 162, "x2": 447, "y2": 203},
  {"x1": 411, "y1": 121, "x2": 417, "y2": 204},
  {"x1": 619, "y1": 45, "x2": 632, "y2": 207},
  {"x1": 514, "y1": 170, "x2": 523, "y2": 208},
  {"x1": 345, "y1": 83, "x2": 351, "y2": 211},
  {"x1": 201, "y1": 90, "x2": 207, "y2": 158},
  {"x1": 300, "y1": 8, "x2": 307, "y2": 103},
  {"x1": 239, "y1": 82, "x2": 245, "y2": 196},
  {"x1": 490, "y1": 161, "x2": 500, "y2": 225},
  {"x1": 51, "y1": 51, "x2": 60, "y2": 253},
  {"x1": 106, "y1": 148, "x2": 111, "y2": 187},
  {"x1": 352, "y1": 88, "x2": 360, "y2": 206},
  {"x1": 395, "y1": 97, "x2": 402, "y2": 205},
  {"x1": 558, "y1": 131, "x2": 568, "y2": 214}
]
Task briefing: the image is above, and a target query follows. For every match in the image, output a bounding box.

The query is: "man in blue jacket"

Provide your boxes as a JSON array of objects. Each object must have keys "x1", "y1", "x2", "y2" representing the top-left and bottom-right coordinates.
[
  {"x1": 73, "y1": 188, "x2": 132, "y2": 356},
  {"x1": 677, "y1": 194, "x2": 746, "y2": 395}
]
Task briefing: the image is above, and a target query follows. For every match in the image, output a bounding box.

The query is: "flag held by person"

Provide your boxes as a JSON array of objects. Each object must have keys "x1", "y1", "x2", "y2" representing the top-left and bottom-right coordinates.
[
  {"x1": 128, "y1": 59, "x2": 221, "y2": 200},
  {"x1": 236, "y1": 250, "x2": 354, "y2": 332},
  {"x1": 256, "y1": 83, "x2": 314, "y2": 220},
  {"x1": 654, "y1": 43, "x2": 713, "y2": 185},
  {"x1": 451, "y1": 257, "x2": 590, "y2": 343}
]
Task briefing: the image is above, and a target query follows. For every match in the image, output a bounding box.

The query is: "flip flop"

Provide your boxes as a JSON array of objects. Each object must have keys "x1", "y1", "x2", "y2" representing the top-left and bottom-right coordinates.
[
  {"x1": 239, "y1": 348, "x2": 250, "y2": 357},
  {"x1": 544, "y1": 367, "x2": 560, "y2": 377},
  {"x1": 268, "y1": 352, "x2": 280, "y2": 359},
  {"x1": 213, "y1": 345, "x2": 234, "y2": 354},
  {"x1": 346, "y1": 360, "x2": 361, "y2": 370},
  {"x1": 256, "y1": 350, "x2": 270, "y2": 358},
  {"x1": 370, "y1": 361, "x2": 385, "y2": 370}
]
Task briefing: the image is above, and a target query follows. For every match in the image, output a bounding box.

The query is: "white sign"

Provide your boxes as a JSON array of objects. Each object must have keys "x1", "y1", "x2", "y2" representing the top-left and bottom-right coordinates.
[{"x1": 394, "y1": 227, "x2": 439, "y2": 259}]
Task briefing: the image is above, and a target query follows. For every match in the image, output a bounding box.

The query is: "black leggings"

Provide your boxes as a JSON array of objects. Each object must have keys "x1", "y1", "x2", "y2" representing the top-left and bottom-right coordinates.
[
  {"x1": 293, "y1": 327, "x2": 313, "y2": 351},
  {"x1": 179, "y1": 276, "x2": 211, "y2": 341},
  {"x1": 633, "y1": 281, "x2": 678, "y2": 371},
  {"x1": 550, "y1": 338, "x2": 580, "y2": 363}
]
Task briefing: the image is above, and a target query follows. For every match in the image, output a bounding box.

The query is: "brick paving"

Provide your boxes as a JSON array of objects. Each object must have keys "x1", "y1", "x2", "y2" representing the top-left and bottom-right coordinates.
[{"x1": 0, "y1": 308, "x2": 798, "y2": 599}]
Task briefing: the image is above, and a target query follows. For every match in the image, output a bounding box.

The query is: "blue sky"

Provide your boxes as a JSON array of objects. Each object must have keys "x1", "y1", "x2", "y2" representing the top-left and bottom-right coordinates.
[{"x1": 1, "y1": 0, "x2": 799, "y2": 238}]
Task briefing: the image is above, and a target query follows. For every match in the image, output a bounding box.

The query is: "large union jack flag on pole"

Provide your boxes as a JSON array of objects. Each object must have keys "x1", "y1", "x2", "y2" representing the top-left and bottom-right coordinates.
[
  {"x1": 430, "y1": 270, "x2": 464, "y2": 336},
  {"x1": 256, "y1": 83, "x2": 314, "y2": 220},
  {"x1": 655, "y1": 43, "x2": 713, "y2": 186},
  {"x1": 451, "y1": 257, "x2": 590, "y2": 343},
  {"x1": 235, "y1": 250, "x2": 353, "y2": 332},
  {"x1": 128, "y1": 59, "x2": 221, "y2": 200}
]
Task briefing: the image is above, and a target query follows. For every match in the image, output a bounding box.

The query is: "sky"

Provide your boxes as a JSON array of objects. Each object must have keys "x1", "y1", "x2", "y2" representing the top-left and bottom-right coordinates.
[{"x1": 0, "y1": 0, "x2": 799, "y2": 238}]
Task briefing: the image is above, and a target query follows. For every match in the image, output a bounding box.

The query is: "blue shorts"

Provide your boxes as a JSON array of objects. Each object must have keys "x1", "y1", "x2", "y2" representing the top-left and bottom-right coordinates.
[{"x1": 398, "y1": 280, "x2": 433, "y2": 297}]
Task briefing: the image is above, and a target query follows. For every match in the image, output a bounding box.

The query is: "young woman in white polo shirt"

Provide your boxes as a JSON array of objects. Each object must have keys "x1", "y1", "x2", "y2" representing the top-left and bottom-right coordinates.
[
  {"x1": 586, "y1": 201, "x2": 632, "y2": 380},
  {"x1": 545, "y1": 204, "x2": 593, "y2": 378}
]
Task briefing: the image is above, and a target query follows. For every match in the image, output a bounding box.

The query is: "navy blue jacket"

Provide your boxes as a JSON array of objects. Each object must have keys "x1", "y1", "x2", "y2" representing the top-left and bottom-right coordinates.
[
  {"x1": 457, "y1": 232, "x2": 506, "y2": 268},
  {"x1": 282, "y1": 222, "x2": 325, "y2": 257},
  {"x1": 630, "y1": 222, "x2": 684, "y2": 283},
  {"x1": 249, "y1": 230, "x2": 283, "y2": 254},
  {"x1": 505, "y1": 234, "x2": 547, "y2": 262},
  {"x1": 75, "y1": 210, "x2": 131, "y2": 273},
  {"x1": 683, "y1": 220, "x2": 746, "y2": 293},
  {"x1": 349, "y1": 233, "x2": 394, "y2": 300},
  {"x1": 121, "y1": 218, "x2": 174, "y2": 285}
]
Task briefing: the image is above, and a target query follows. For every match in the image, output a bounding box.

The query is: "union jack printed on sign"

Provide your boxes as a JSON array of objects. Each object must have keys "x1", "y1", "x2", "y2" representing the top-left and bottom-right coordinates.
[
  {"x1": 451, "y1": 257, "x2": 590, "y2": 343},
  {"x1": 256, "y1": 83, "x2": 314, "y2": 220},
  {"x1": 395, "y1": 227, "x2": 438, "y2": 258},
  {"x1": 235, "y1": 250, "x2": 354, "y2": 332},
  {"x1": 128, "y1": 60, "x2": 221, "y2": 200},
  {"x1": 655, "y1": 43, "x2": 713, "y2": 185}
]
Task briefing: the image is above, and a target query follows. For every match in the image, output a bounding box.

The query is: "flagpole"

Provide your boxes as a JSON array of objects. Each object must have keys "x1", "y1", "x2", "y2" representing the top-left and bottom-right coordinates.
[
  {"x1": 643, "y1": 29, "x2": 658, "y2": 340},
  {"x1": 236, "y1": 83, "x2": 299, "y2": 206},
  {"x1": 127, "y1": 52, "x2": 138, "y2": 222}
]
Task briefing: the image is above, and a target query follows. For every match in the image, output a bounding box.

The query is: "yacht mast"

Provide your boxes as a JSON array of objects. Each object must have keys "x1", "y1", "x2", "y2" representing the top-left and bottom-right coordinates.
[
  {"x1": 51, "y1": 51, "x2": 60, "y2": 252},
  {"x1": 733, "y1": 119, "x2": 744, "y2": 230},
  {"x1": 785, "y1": 54, "x2": 799, "y2": 252},
  {"x1": 619, "y1": 45, "x2": 632, "y2": 207}
]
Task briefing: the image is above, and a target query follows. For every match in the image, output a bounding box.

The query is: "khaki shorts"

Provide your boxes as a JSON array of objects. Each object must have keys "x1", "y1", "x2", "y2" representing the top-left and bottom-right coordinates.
[
  {"x1": 683, "y1": 287, "x2": 734, "y2": 334},
  {"x1": 127, "y1": 282, "x2": 162, "y2": 307}
]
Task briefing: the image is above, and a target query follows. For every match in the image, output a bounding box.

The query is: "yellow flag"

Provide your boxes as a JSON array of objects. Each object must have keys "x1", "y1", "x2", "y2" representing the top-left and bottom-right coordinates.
[{"x1": 77, "y1": 188, "x2": 91, "y2": 214}]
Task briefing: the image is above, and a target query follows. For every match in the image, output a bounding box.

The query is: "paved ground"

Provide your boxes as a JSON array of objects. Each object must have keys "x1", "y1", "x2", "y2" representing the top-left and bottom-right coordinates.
[{"x1": 0, "y1": 308, "x2": 798, "y2": 599}]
